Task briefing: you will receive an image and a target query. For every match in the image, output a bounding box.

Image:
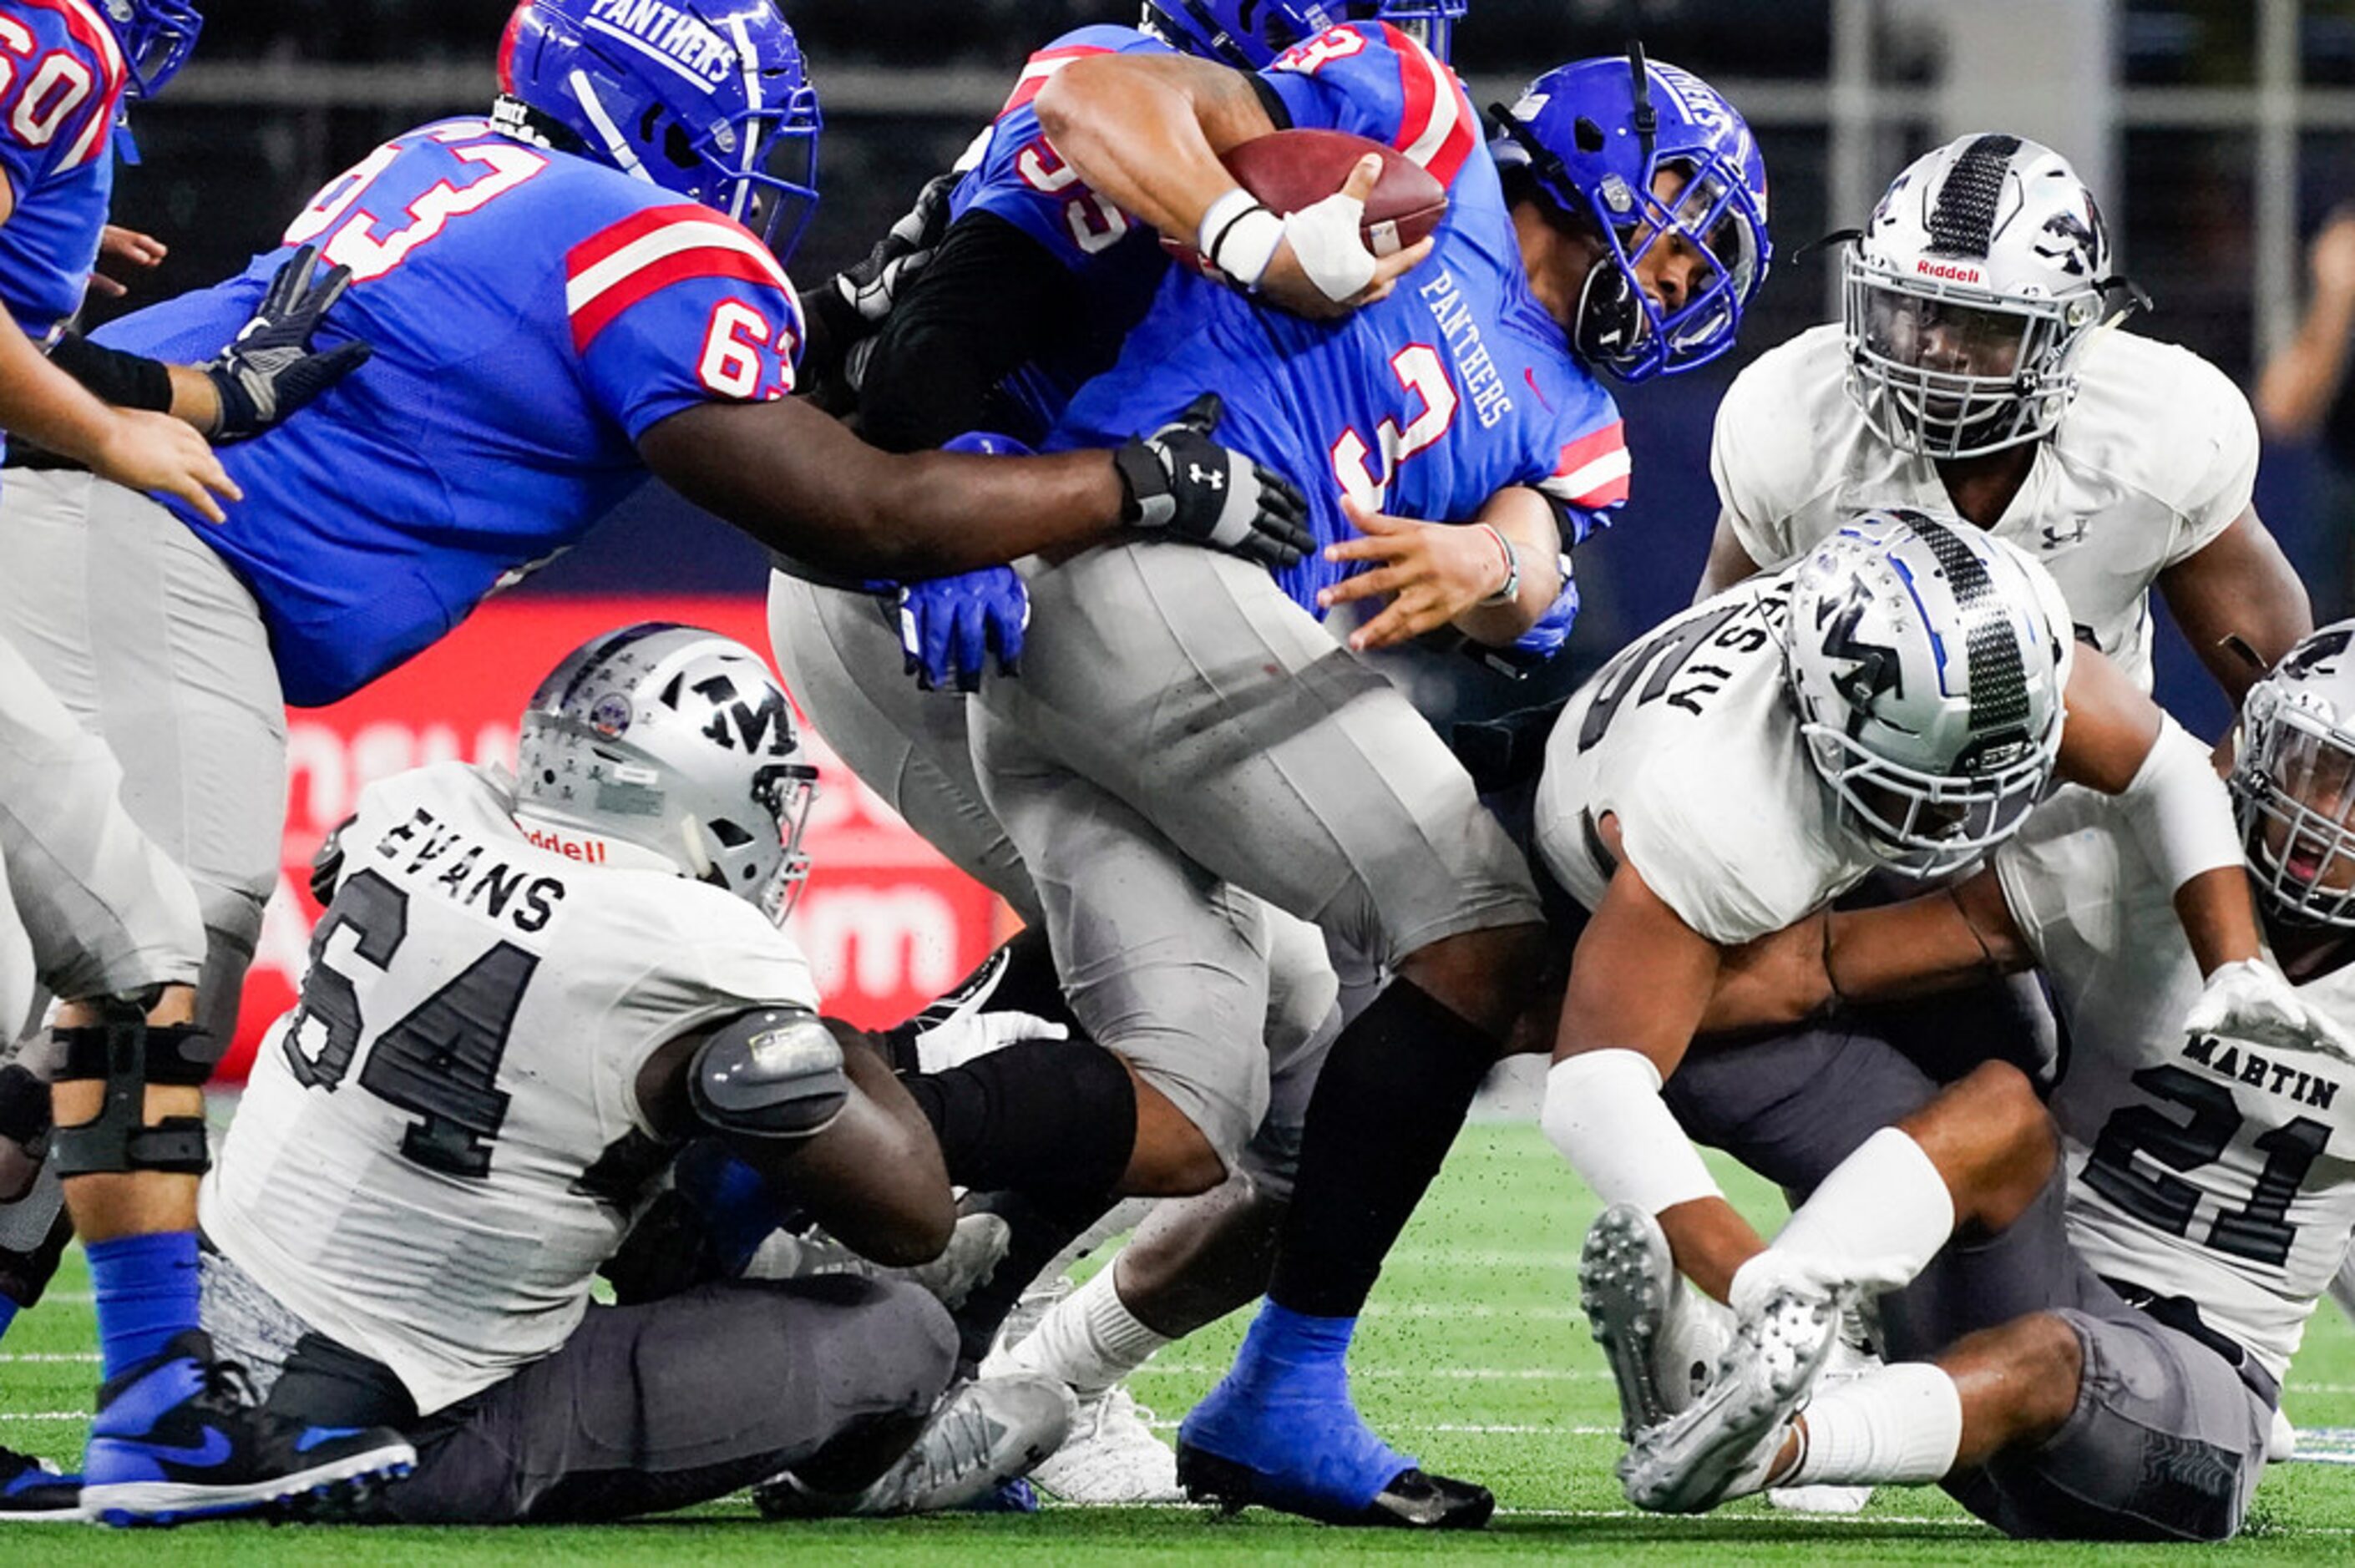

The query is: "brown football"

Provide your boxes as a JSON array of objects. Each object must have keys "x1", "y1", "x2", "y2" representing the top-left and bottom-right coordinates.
[{"x1": 1171, "y1": 128, "x2": 1447, "y2": 270}]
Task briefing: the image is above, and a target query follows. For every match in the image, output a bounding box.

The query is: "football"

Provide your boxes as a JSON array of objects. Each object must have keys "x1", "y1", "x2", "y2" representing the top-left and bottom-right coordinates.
[{"x1": 1171, "y1": 128, "x2": 1448, "y2": 270}]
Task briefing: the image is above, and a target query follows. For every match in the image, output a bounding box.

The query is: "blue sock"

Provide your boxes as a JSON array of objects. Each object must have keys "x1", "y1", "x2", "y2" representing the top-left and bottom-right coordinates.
[
  {"x1": 87, "y1": 1231, "x2": 200, "y2": 1383},
  {"x1": 0, "y1": 1297, "x2": 17, "y2": 1340},
  {"x1": 1233, "y1": 1299, "x2": 1356, "y2": 1389},
  {"x1": 674, "y1": 1141, "x2": 780, "y2": 1276}
]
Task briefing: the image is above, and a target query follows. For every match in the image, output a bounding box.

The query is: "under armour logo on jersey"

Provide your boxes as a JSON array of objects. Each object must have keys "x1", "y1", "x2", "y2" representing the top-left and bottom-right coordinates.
[{"x1": 1188, "y1": 463, "x2": 1224, "y2": 491}]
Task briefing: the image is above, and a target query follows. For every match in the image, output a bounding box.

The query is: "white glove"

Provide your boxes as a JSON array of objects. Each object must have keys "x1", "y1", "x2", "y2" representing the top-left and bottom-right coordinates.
[
  {"x1": 2184, "y1": 958, "x2": 2355, "y2": 1059},
  {"x1": 1728, "y1": 1247, "x2": 1916, "y2": 1323},
  {"x1": 913, "y1": 1008, "x2": 1070, "y2": 1075},
  {"x1": 1279, "y1": 186, "x2": 1379, "y2": 303}
]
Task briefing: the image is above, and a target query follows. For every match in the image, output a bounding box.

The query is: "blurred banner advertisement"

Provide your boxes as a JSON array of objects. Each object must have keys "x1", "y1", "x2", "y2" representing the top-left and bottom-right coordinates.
[{"x1": 230, "y1": 594, "x2": 1004, "y2": 1081}]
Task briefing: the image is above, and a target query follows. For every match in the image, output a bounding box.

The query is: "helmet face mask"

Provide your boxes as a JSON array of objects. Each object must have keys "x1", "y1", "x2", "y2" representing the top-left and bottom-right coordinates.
[
  {"x1": 515, "y1": 624, "x2": 820, "y2": 927},
  {"x1": 103, "y1": 0, "x2": 204, "y2": 100},
  {"x1": 1785, "y1": 508, "x2": 2069, "y2": 880},
  {"x1": 2232, "y1": 625, "x2": 2355, "y2": 929},
  {"x1": 497, "y1": 0, "x2": 822, "y2": 261},
  {"x1": 1842, "y1": 133, "x2": 2116, "y2": 461},
  {"x1": 1490, "y1": 51, "x2": 1770, "y2": 382}
]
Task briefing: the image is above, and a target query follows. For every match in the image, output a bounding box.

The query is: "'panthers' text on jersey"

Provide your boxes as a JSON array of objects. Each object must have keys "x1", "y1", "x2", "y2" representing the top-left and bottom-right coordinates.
[
  {"x1": 945, "y1": 23, "x2": 1173, "y2": 441},
  {"x1": 94, "y1": 119, "x2": 803, "y2": 707},
  {"x1": 1535, "y1": 573, "x2": 1883, "y2": 946},
  {"x1": 0, "y1": 0, "x2": 124, "y2": 351},
  {"x1": 1711, "y1": 323, "x2": 2256, "y2": 690},
  {"x1": 1047, "y1": 23, "x2": 1628, "y2": 617},
  {"x1": 200, "y1": 761, "x2": 818, "y2": 1414},
  {"x1": 1994, "y1": 790, "x2": 2355, "y2": 1380}
]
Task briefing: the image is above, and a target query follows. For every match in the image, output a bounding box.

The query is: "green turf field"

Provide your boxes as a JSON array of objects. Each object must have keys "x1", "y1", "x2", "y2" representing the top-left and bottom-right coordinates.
[{"x1": 6, "y1": 1122, "x2": 2353, "y2": 1563}]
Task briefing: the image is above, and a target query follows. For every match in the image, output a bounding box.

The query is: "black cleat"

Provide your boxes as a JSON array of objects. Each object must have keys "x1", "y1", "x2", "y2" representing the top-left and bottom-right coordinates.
[{"x1": 1176, "y1": 1442, "x2": 1495, "y2": 1530}]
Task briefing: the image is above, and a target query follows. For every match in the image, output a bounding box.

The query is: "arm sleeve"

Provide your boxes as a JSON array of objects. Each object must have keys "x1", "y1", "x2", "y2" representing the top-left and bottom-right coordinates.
[
  {"x1": 47, "y1": 331, "x2": 173, "y2": 412},
  {"x1": 857, "y1": 210, "x2": 1076, "y2": 454},
  {"x1": 566, "y1": 207, "x2": 804, "y2": 441},
  {"x1": 1256, "y1": 23, "x2": 1479, "y2": 189}
]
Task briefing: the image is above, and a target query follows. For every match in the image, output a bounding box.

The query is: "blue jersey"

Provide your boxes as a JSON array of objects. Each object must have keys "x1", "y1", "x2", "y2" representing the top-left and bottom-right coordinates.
[
  {"x1": 1049, "y1": 23, "x2": 1629, "y2": 617},
  {"x1": 947, "y1": 23, "x2": 1171, "y2": 439},
  {"x1": 0, "y1": 0, "x2": 122, "y2": 347},
  {"x1": 98, "y1": 118, "x2": 803, "y2": 707}
]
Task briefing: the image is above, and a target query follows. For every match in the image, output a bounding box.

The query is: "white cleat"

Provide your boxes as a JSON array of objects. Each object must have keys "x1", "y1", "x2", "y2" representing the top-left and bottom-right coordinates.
[
  {"x1": 1579, "y1": 1202, "x2": 1730, "y2": 1441},
  {"x1": 1028, "y1": 1383, "x2": 1183, "y2": 1505},
  {"x1": 2270, "y1": 1404, "x2": 2297, "y2": 1463},
  {"x1": 756, "y1": 1373, "x2": 1076, "y2": 1518},
  {"x1": 1621, "y1": 1287, "x2": 1841, "y2": 1514},
  {"x1": 743, "y1": 1211, "x2": 1011, "y2": 1312}
]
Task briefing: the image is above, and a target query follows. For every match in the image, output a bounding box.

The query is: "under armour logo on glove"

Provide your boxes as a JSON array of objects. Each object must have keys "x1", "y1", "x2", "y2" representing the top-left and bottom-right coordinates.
[{"x1": 1112, "y1": 393, "x2": 1312, "y2": 569}]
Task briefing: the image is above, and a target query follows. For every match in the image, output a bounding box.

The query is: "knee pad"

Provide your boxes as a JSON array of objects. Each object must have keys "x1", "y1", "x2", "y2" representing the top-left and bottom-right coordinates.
[{"x1": 48, "y1": 994, "x2": 218, "y2": 1178}]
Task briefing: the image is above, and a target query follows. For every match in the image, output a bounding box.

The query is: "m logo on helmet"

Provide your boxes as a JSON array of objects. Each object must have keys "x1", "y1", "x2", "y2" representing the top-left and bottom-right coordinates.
[
  {"x1": 693, "y1": 675, "x2": 794, "y2": 756},
  {"x1": 1816, "y1": 578, "x2": 1902, "y2": 710},
  {"x1": 585, "y1": 0, "x2": 735, "y2": 87}
]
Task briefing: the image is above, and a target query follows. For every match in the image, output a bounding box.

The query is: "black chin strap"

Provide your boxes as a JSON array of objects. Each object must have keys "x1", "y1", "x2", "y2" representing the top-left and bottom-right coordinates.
[{"x1": 1627, "y1": 38, "x2": 1655, "y2": 171}]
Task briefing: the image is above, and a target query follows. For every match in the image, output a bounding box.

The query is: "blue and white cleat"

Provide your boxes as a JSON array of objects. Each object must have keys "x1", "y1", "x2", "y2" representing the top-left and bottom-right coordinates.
[
  {"x1": 1174, "y1": 1315, "x2": 1492, "y2": 1530},
  {"x1": 0, "y1": 1445, "x2": 84, "y2": 1522},
  {"x1": 81, "y1": 1330, "x2": 414, "y2": 1527}
]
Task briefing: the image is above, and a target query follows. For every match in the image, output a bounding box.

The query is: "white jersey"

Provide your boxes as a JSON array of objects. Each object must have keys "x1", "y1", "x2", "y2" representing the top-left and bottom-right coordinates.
[
  {"x1": 1535, "y1": 572, "x2": 1881, "y2": 946},
  {"x1": 202, "y1": 761, "x2": 819, "y2": 1414},
  {"x1": 1995, "y1": 791, "x2": 2355, "y2": 1380},
  {"x1": 1711, "y1": 324, "x2": 2258, "y2": 690}
]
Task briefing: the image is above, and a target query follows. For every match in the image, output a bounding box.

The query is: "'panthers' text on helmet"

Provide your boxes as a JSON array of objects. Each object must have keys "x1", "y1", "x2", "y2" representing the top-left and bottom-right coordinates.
[
  {"x1": 101, "y1": 0, "x2": 204, "y2": 99},
  {"x1": 515, "y1": 623, "x2": 818, "y2": 923},
  {"x1": 1785, "y1": 508, "x2": 2072, "y2": 879},
  {"x1": 494, "y1": 0, "x2": 822, "y2": 261},
  {"x1": 1490, "y1": 50, "x2": 1769, "y2": 382},
  {"x1": 1844, "y1": 133, "x2": 2120, "y2": 460},
  {"x1": 2231, "y1": 621, "x2": 2355, "y2": 928}
]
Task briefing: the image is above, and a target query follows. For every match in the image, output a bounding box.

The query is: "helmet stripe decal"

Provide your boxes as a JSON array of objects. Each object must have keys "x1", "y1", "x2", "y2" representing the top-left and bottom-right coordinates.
[
  {"x1": 1903, "y1": 515, "x2": 2030, "y2": 735},
  {"x1": 1924, "y1": 133, "x2": 2019, "y2": 259}
]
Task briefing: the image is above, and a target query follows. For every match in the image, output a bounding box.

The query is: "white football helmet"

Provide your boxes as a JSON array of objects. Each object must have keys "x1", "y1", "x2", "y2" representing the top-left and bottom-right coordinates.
[
  {"x1": 1786, "y1": 508, "x2": 2073, "y2": 878},
  {"x1": 2231, "y1": 621, "x2": 2355, "y2": 928},
  {"x1": 516, "y1": 623, "x2": 818, "y2": 923},
  {"x1": 1842, "y1": 133, "x2": 2126, "y2": 459}
]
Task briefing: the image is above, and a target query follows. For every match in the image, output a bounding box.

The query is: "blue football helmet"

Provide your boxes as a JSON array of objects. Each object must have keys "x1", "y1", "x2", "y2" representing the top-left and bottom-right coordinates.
[
  {"x1": 1141, "y1": 0, "x2": 1464, "y2": 66},
  {"x1": 99, "y1": 0, "x2": 202, "y2": 99},
  {"x1": 1491, "y1": 46, "x2": 1770, "y2": 382},
  {"x1": 495, "y1": 0, "x2": 822, "y2": 262}
]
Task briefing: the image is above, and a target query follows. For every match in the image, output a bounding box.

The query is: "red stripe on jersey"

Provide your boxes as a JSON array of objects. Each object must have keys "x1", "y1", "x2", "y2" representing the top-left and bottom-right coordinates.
[
  {"x1": 569, "y1": 246, "x2": 789, "y2": 354},
  {"x1": 1377, "y1": 22, "x2": 1476, "y2": 188},
  {"x1": 1001, "y1": 45, "x2": 1112, "y2": 118},
  {"x1": 565, "y1": 201, "x2": 737, "y2": 283},
  {"x1": 23, "y1": 0, "x2": 124, "y2": 97},
  {"x1": 1554, "y1": 419, "x2": 1626, "y2": 477}
]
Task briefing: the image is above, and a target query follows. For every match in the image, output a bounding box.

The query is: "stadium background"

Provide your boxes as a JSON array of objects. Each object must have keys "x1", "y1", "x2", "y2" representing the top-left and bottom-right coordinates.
[{"x1": 89, "y1": 0, "x2": 2355, "y2": 1068}]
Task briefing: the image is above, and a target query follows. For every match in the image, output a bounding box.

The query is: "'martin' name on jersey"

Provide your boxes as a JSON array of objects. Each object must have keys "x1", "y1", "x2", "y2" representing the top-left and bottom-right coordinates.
[
  {"x1": 2182, "y1": 1032, "x2": 2342, "y2": 1111},
  {"x1": 374, "y1": 807, "x2": 567, "y2": 934}
]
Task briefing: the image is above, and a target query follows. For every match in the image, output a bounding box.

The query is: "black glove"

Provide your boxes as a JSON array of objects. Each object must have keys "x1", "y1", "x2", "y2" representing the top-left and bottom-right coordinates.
[
  {"x1": 205, "y1": 242, "x2": 374, "y2": 441},
  {"x1": 833, "y1": 171, "x2": 955, "y2": 328},
  {"x1": 1112, "y1": 392, "x2": 1312, "y2": 569}
]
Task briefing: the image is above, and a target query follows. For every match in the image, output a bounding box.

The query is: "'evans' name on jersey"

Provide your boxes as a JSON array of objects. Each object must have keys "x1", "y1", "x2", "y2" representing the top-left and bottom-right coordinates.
[{"x1": 373, "y1": 806, "x2": 566, "y2": 936}]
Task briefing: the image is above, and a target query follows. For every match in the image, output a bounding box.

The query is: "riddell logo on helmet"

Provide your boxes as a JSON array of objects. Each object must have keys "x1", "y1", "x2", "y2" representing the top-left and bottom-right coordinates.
[
  {"x1": 1916, "y1": 259, "x2": 1984, "y2": 285},
  {"x1": 520, "y1": 822, "x2": 614, "y2": 863}
]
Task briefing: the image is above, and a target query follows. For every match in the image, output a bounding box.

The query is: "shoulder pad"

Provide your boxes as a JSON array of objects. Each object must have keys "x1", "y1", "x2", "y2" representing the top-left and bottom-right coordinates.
[{"x1": 689, "y1": 1007, "x2": 848, "y2": 1141}]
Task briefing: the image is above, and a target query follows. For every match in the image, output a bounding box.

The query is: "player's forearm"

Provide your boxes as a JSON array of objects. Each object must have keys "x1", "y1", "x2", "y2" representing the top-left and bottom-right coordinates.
[
  {"x1": 2255, "y1": 291, "x2": 2355, "y2": 440},
  {"x1": 641, "y1": 398, "x2": 1128, "y2": 578},
  {"x1": 2158, "y1": 513, "x2": 2312, "y2": 710},
  {"x1": 0, "y1": 312, "x2": 121, "y2": 464},
  {"x1": 1820, "y1": 882, "x2": 2032, "y2": 1006},
  {"x1": 762, "y1": 1040, "x2": 954, "y2": 1267},
  {"x1": 1452, "y1": 491, "x2": 1561, "y2": 645},
  {"x1": 1034, "y1": 54, "x2": 1272, "y2": 242},
  {"x1": 2172, "y1": 866, "x2": 2263, "y2": 977}
]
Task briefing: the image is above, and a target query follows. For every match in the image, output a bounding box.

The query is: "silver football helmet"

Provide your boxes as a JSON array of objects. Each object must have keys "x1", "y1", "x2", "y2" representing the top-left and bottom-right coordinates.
[
  {"x1": 516, "y1": 623, "x2": 818, "y2": 923},
  {"x1": 1842, "y1": 133, "x2": 2127, "y2": 459},
  {"x1": 2231, "y1": 621, "x2": 2355, "y2": 928},
  {"x1": 1785, "y1": 508, "x2": 2072, "y2": 878}
]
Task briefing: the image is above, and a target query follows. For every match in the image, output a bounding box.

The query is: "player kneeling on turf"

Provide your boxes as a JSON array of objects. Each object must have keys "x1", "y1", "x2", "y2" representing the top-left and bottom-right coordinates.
[{"x1": 196, "y1": 625, "x2": 1069, "y2": 1524}]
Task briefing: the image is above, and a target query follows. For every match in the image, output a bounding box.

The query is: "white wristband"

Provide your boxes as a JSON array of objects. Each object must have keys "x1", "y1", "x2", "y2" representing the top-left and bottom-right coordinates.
[
  {"x1": 1541, "y1": 1050, "x2": 1722, "y2": 1217},
  {"x1": 2115, "y1": 715, "x2": 2241, "y2": 893},
  {"x1": 1198, "y1": 188, "x2": 1282, "y2": 291}
]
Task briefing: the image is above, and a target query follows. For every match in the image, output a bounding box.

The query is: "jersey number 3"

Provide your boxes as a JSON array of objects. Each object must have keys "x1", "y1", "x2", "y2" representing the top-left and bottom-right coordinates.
[
  {"x1": 284, "y1": 124, "x2": 548, "y2": 283},
  {"x1": 281, "y1": 870, "x2": 535, "y2": 1179}
]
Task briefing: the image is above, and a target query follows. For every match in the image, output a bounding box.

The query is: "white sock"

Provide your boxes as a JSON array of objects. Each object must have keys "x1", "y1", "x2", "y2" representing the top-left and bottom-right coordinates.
[
  {"x1": 1784, "y1": 1362, "x2": 1963, "y2": 1487},
  {"x1": 1774, "y1": 1127, "x2": 1955, "y2": 1280},
  {"x1": 995, "y1": 1262, "x2": 1170, "y2": 1395}
]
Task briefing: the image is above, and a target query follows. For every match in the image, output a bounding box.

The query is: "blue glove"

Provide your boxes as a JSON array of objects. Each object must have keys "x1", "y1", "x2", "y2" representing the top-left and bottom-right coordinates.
[{"x1": 898, "y1": 568, "x2": 1030, "y2": 692}]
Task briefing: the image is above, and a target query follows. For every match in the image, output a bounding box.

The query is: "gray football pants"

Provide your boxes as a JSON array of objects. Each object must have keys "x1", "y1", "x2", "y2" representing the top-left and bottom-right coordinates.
[
  {"x1": 0, "y1": 471, "x2": 285, "y2": 1050},
  {"x1": 766, "y1": 566, "x2": 1342, "y2": 1171},
  {"x1": 1669, "y1": 1016, "x2": 2274, "y2": 1540}
]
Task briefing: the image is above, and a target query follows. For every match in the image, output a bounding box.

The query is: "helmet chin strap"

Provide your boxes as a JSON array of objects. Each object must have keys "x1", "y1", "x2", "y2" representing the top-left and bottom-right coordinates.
[{"x1": 1572, "y1": 256, "x2": 1643, "y2": 365}]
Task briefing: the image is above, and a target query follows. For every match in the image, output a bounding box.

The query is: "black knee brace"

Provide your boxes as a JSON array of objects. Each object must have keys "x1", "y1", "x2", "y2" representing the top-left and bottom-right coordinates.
[{"x1": 48, "y1": 994, "x2": 219, "y2": 1179}]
